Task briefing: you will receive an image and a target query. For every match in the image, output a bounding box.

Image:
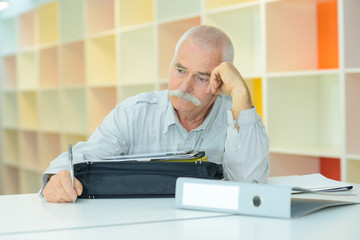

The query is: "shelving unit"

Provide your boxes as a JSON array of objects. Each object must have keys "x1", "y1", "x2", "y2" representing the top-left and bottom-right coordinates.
[{"x1": 1, "y1": 0, "x2": 359, "y2": 195}]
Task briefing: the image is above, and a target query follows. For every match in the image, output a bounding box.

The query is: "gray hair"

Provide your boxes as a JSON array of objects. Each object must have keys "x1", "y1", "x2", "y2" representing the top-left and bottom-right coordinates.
[{"x1": 173, "y1": 25, "x2": 234, "y2": 63}]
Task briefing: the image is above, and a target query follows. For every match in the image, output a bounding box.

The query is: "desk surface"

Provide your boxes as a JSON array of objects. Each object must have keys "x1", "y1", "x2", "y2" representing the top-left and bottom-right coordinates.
[{"x1": 1, "y1": 188, "x2": 360, "y2": 240}]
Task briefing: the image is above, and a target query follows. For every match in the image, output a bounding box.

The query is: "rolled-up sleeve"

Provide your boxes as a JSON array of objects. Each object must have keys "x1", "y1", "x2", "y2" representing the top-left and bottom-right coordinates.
[{"x1": 223, "y1": 107, "x2": 270, "y2": 183}]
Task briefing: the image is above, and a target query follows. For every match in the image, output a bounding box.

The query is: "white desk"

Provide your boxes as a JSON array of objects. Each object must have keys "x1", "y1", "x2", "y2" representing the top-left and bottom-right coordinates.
[{"x1": 1, "y1": 187, "x2": 359, "y2": 240}]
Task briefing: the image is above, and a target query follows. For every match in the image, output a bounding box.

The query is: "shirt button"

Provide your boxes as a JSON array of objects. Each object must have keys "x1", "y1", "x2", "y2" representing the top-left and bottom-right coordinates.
[{"x1": 238, "y1": 145, "x2": 242, "y2": 149}]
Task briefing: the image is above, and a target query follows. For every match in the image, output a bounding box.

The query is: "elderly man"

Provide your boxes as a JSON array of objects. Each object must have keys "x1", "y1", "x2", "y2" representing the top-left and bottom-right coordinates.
[{"x1": 42, "y1": 25, "x2": 269, "y2": 203}]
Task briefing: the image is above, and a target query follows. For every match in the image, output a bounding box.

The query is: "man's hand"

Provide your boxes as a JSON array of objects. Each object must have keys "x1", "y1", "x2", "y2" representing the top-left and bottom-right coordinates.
[
  {"x1": 43, "y1": 170, "x2": 83, "y2": 203},
  {"x1": 206, "y1": 62, "x2": 253, "y2": 128}
]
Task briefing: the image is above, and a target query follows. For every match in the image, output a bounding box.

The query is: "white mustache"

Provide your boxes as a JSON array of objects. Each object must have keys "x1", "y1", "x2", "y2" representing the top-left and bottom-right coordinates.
[{"x1": 169, "y1": 89, "x2": 201, "y2": 106}]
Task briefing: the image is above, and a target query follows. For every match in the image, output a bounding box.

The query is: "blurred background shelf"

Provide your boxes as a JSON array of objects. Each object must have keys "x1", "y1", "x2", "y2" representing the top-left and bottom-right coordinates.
[{"x1": 0, "y1": 0, "x2": 358, "y2": 194}]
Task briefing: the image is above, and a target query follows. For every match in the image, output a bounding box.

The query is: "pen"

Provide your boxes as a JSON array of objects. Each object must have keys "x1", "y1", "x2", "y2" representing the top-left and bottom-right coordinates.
[{"x1": 68, "y1": 144, "x2": 76, "y2": 203}]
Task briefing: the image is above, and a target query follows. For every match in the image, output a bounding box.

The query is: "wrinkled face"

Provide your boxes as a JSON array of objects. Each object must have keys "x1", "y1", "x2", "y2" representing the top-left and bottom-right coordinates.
[{"x1": 168, "y1": 38, "x2": 223, "y2": 117}]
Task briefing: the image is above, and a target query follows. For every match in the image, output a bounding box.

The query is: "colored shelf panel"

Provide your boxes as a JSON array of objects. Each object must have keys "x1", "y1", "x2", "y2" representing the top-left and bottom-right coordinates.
[
  {"x1": 17, "y1": 51, "x2": 37, "y2": 90},
  {"x1": 345, "y1": 73, "x2": 360, "y2": 155},
  {"x1": 87, "y1": 35, "x2": 117, "y2": 85},
  {"x1": 320, "y1": 157, "x2": 340, "y2": 181},
  {"x1": 88, "y1": 87, "x2": 117, "y2": 134},
  {"x1": 157, "y1": 0, "x2": 200, "y2": 20},
  {"x1": 118, "y1": 85, "x2": 155, "y2": 102},
  {"x1": 205, "y1": 0, "x2": 257, "y2": 10},
  {"x1": 39, "y1": 47, "x2": 59, "y2": 87},
  {"x1": 119, "y1": 0, "x2": 153, "y2": 27},
  {"x1": 38, "y1": 2, "x2": 59, "y2": 44},
  {"x1": 19, "y1": 10, "x2": 35, "y2": 48},
  {"x1": 86, "y1": 0, "x2": 114, "y2": 34},
  {"x1": 2, "y1": 166, "x2": 20, "y2": 195},
  {"x1": 119, "y1": 27, "x2": 155, "y2": 85},
  {"x1": 59, "y1": 0, "x2": 85, "y2": 40},
  {"x1": 0, "y1": 17, "x2": 17, "y2": 55},
  {"x1": 269, "y1": 153, "x2": 320, "y2": 177},
  {"x1": 267, "y1": 73, "x2": 341, "y2": 152},
  {"x1": 245, "y1": 78, "x2": 262, "y2": 119},
  {"x1": 61, "y1": 134, "x2": 88, "y2": 153},
  {"x1": 2, "y1": 55, "x2": 17, "y2": 90},
  {"x1": 38, "y1": 90, "x2": 60, "y2": 132},
  {"x1": 2, "y1": 92, "x2": 18, "y2": 127},
  {"x1": 266, "y1": 0, "x2": 338, "y2": 72},
  {"x1": 39, "y1": 133, "x2": 61, "y2": 171},
  {"x1": 2, "y1": 129, "x2": 19, "y2": 164},
  {"x1": 60, "y1": 88, "x2": 87, "y2": 134},
  {"x1": 19, "y1": 91, "x2": 38, "y2": 129},
  {"x1": 60, "y1": 41, "x2": 85, "y2": 86},
  {"x1": 20, "y1": 170, "x2": 42, "y2": 194},
  {"x1": 205, "y1": 5, "x2": 261, "y2": 77},
  {"x1": 19, "y1": 130, "x2": 39, "y2": 169},
  {"x1": 344, "y1": 0, "x2": 360, "y2": 68},
  {"x1": 346, "y1": 159, "x2": 360, "y2": 184},
  {"x1": 317, "y1": 1, "x2": 338, "y2": 69},
  {"x1": 158, "y1": 17, "x2": 201, "y2": 79}
]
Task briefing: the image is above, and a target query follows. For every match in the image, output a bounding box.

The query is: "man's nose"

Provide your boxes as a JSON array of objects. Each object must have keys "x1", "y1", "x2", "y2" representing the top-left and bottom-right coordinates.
[{"x1": 179, "y1": 75, "x2": 193, "y2": 92}]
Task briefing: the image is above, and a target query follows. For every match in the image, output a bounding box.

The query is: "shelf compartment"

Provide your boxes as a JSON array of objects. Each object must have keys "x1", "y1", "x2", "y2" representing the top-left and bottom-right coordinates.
[
  {"x1": 2, "y1": 129, "x2": 19, "y2": 164},
  {"x1": 20, "y1": 170, "x2": 42, "y2": 194},
  {"x1": 38, "y1": 90, "x2": 60, "y2": 132},
  {"x1": 86, "y1": 0, "x2": 114, "y2": 34},
  {"x1": 343, "y1": 0, "x2": 360, "y2": 68},
  {"x1": 3, "y1": 166, "x2": 20, "y2": 195},
  {"x1": 269, "y1": 153, "x2": 320, "y2": 177},
  {"x1": 39, "y1": 47, "x2": 59, "y2": 87},
  {"x1": 19, "y1": 10, "x2": 35, "y2": 48},
  {"x1": 17, "y1": 51, "x2": 37, "y2": 90},
  {"x1": 60, "y1": 41, "x2": 85, "y2": 86},
  {"x1": 205, "y1": 5, "x2": 261, "y2": 77},
  {"x1": 2, "y1": 55, "x2": 17, "y2": 90},
  {"x1": 0, "y1": 17, "x2": 17, "y2": 55},
  {"x1": 118, "y1": 85, "x2": 155, "y2": 101},
  {"x1": 157, "y1": 0, "x2": 200, "y2": 21},
  {"x1": 267, "y1": 73, "x2": 341, "y2": 153},
  {"x1": 61, "y1": 134, "x2": 88, "y2": 153},
  {"x1": 2, "y1": 92, "x2": 18, "y2": 127},
  {"x1": 158, "y1": 17, "x2": 201, "y2": 79},
  {"x1": 119, "y1": 0, "x2": 153, "y2": 27},
  {"x1": 88, "y1": 87, "x2": 117, "y2": 134},
  {"x1": 346, "y1": 159, "x2": 360, "y2": 184},
  {"x1": 60, "y1": 88, "x2": 87, "y2": 134},
  {"x1": 19, "y1": 91, "x2": 38, "y2": 129},
  {"x1": 39, "y1": 133, "x2": 61, "y2": 171},
  {"x1": 204, "y1": 0, "x2": 256, "y2": 10},
  {"x1": 119, "y1": 27, "x2": 155, "y2": 85},
  {"x1": 345, "y1": 73, "x2": 360, "y2": 155},
  {"x1": 319, "y1": 157, "x2": 340, "y2": 181},
  {"x1": 38, "y1": 2, "x2": 59, "y2": 44},
  {"x1": 266, "y1": 0, "x2": 338, "y2": 72},
  {"x1": 19, "y1": 130, "x2": 39, "y2": 168},
  {"x1": 59, "y1": 0, "x2": 85, "y2": 41},
  {"x1": 245, "y1": 77, "x2": 262, "y2": 119},
  {"x1": 87, "y1": 35, "x2": 117, "y2": 85}
]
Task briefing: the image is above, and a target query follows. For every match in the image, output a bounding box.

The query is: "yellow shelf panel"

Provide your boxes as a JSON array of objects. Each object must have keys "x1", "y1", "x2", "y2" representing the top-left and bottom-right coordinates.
[
  {"x1": 157, "y1": 0, "x2": 200, "y2": 20},
  {"x1": 20, "y1": 170, "x2": 42, "y2": 194},
  {"x1": 205, "y1": 0, "x2": 257, "y2": 10},
  {"x1": 119, "y1": 0, "x2": 153, "y2": 26},
  {"x1": 38, "y1": 2, "x2": 59, "y2": 44},
  {"x1": 61, "y1": 134, "x2": 88, "y2": 152},
  {"x1": 118, "y1": 85, "x2": 155, "y2": 102},
  {"x1": 119, "y1": 27, "x2": 155, "y2": 84},
  {"x1": 2, "y1": 166, "x2": 20, "y2": 195},
  {"x1": 19, "y1": 91, "x2": 38, "y2": 129},
  {"x1": 38, "y1": 90, "x2": 60, "y2": 132},
  {"x1": 2, "y1": 129, "x2": 19, "y2": 164},
  {"x1": 2, "y1": 92, "x2": 18, "y2": 127},
  {"x1": 346, "y1": 159, "x2": 360, "y2": 184},
  {"x1": 39, "y1": 133, "x2": 61, "y2": 171},
  {"x1": 19, "y1": 130, "x2": 39, "y2": 169},
  {"x1": 245, "y1": 78, "x2": 262, "y2": 119},
  {"x1": 87, "y1": 35, "x2": 117, "y2": 84},
  {"x1": 17, "y1": 51, "x2": 36, "y2": 90}
]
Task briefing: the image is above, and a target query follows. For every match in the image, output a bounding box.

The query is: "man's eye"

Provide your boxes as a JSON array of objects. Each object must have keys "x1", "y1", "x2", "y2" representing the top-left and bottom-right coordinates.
[
  {"x1": 195, "y1": 75, "x2": 209, "y2": 83},
  {"x1": 176, "y1": 68, "x2": 186, "y2": 74}
]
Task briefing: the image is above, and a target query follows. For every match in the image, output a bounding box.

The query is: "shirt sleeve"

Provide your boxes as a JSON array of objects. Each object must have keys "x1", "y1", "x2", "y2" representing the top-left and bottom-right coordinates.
[
  {"x1": 39, "y1": 103, "x2": 130, "y2": 194},
  {"x1": 223, "y1": 107, "x2": 270, "y2": 183}
]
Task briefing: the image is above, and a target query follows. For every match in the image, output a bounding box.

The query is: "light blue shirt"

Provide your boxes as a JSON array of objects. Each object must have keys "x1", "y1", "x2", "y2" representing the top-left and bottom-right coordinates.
[{"x1": 41, "y1": 90, "x2": 269, "y2": 191}]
